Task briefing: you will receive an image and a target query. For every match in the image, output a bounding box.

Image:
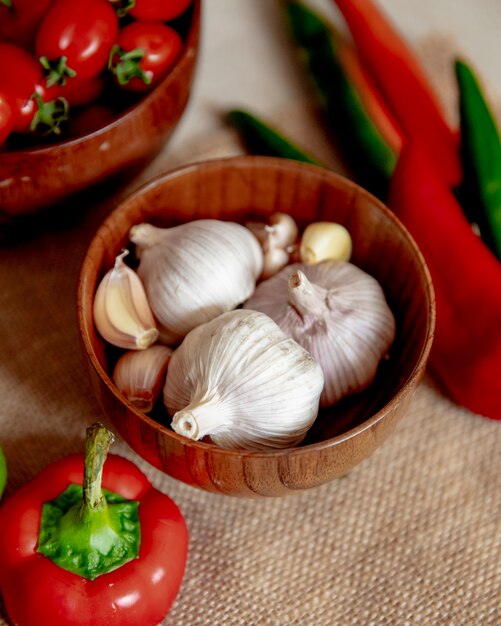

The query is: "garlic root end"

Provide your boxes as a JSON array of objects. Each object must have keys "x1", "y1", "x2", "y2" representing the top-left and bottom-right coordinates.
[{"x1": 172, "y1": 411, "x2": 200, "y2": 440}]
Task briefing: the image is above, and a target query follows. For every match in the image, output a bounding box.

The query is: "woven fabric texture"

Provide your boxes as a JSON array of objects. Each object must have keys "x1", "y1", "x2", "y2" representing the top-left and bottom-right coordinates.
[{"x1": 1, "y1": 37, "x2": 500, "y2": 626}]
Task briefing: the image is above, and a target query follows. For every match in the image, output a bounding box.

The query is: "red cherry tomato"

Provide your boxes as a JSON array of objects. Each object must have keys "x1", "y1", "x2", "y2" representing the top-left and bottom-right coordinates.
[
  {"x1": 35, "y1": 0, "x2": 119, "y2": 84},
  {"x1": 54, "y1": 74, "x2": 105, "y2": 107},
  {"x1": 128, "y1": 0, "x2": 192, "y2": 21},
  {"x1": 0, "y1": 93, "x2": 14, "y2": 146},
  {"x1": 0, "y1": 0, "x2": 56, "y2": 50},
  {"x1": 109, "y1": 21, "x2": 182, "y2": 93},
  {"x1": 0, "y1": 44, "x2": 68, "y2": 135},
  {"x1": 0, "y1": 43, "x2": 43, "y2": 133}
]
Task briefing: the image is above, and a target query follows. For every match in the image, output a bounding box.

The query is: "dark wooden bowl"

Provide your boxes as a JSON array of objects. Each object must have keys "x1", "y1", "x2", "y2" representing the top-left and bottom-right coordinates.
[
  {"x1": 77, "y1": 156, "x2": 435, "y2": 497},
  {"x1": 0, "y1": 1, "x2": 200, "y2": 219}
]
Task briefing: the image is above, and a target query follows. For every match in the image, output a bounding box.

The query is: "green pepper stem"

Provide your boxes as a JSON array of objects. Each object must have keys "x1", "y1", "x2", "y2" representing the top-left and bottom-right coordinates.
[
  {"x1": 37, "y1": 422, "x2": 140, "y2": 580},
  {"x1": 83, "y1": 423, "x2": 114, "y2": 511}
]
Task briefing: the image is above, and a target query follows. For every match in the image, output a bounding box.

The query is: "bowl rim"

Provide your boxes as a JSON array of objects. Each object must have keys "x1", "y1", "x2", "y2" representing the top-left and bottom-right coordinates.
[
  {"x1": 1, "y1": 0, "x2": 201, "y2": 157},
  {"x1": 77, "y1": 155, "x2": 436, "y2": 459}
]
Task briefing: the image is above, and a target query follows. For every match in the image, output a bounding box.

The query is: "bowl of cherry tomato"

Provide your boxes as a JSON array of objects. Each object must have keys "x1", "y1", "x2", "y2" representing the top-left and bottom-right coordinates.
[{"x1": 0, "y1": 0, "x2": 200, "y2": 220}]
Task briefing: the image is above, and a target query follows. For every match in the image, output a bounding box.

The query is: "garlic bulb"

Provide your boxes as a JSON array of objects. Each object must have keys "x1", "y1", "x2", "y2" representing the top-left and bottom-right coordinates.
[
  {"x1": 130, "y1": 221, "x2": 263, "y2": 345},
  {"x1": 93, "y1": 250, "x2": 158, "y2": 350},
  {"x1": 244, "y1": 261, "x2": 396, "y2": 407},
  {"x1": 164, "y1": 309, "x2": 324, "y2": 451},
  {"x1": 300, "y1": 222, "x2": 353, "y2": 264},
  {"x1": 113, "y1": 345, "x2": 173, "y2": 412},
  {"x1": 247, "y1": 213, "x2": 298, "y2": 279}
]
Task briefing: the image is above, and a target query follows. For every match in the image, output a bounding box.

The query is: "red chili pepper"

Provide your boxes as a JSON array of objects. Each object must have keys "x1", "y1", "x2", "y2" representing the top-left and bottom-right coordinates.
[
  {"x1": 0, "y1": 423, "x2": 189, "y2": 625},
  {"x1": 388, "y1": 143, "x2": 501, "y2": 420},
  {"x1": 332, "y1": 0, "x2": 461, "y2": 187},
  {"x1": 336, "y1": 40, "x2": 402, "y2": 155}
]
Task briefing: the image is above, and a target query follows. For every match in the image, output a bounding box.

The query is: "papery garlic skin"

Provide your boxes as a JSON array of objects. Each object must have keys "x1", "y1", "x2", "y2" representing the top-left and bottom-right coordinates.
[
  {"x1": 164, "y1": 309, "x2": 324, "y2": 451},
  {"x1": 113, "y1": 345, "x2": 173, "y2": 412},
  {"x1": 247, "y1": 213, "x2": 299, "y2": 279},
  {"x1": 130, "y1": 221, "x2": 263, "y2": 345},
  {"x1": 300, "y1": 222, "x2": 353, "y2": 264},
  {"x1": 244, "y1": 261, "x2": 396, "y2": 407},
  {"x1": 267, "y1": 213, "x2": 299, "y2": 249},
  {"x1": 93, "y1": 250, "x2": 159, "y2": 350},
  {"x1": 262, "y1": 246, "x2": 290, "y2": 280}
]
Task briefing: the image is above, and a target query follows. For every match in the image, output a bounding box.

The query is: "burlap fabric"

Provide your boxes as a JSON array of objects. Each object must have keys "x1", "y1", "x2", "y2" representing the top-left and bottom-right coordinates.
[{"x1": 1, "y1": 38, "x2": 500, "y2": 626}]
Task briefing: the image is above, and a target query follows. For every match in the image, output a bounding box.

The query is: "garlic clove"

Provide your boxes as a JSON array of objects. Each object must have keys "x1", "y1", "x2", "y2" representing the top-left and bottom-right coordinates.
[
  {"x1": 244, "y1": 261, "x2": 396, "y2": 407},
  {"x1": 164, "y1": 309, "x2": 324, "y2": 451},
  {"x1": 130, "y1": 220, "x2": 263, "y2": 345},
  {"x1": 246, "y1": 212, "x2": 298, "y2": 251},
  {"x1": 267, "y1": 212, "x2": 299, "y2": 249},
  {"x1": 262, "y1": 246, "x2": 290, "y2": 280},
  {"x1": 93, "y1": 250, "x2": 159, "y2": 350},
  {"x1": 300, "y1": 222, "x2": 353, "y2": 264},
  {"x1": 113, "y1": 345, "x2": 173, "y2": 412},
  {"x1": 247, "y1": 213, "x2": 299, "y2": 279}
]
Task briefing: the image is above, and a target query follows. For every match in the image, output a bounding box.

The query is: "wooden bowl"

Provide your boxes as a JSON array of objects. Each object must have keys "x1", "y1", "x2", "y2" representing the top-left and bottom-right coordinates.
[
  {"x1": 77, "y1": 156, "x2": 435, "y2": 497},
  {"x1": 0, "y1": 1, "x2": 200, "y2": 219}
]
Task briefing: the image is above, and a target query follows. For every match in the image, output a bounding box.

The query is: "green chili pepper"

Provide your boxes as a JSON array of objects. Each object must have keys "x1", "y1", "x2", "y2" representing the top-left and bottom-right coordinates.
[
  {"x1": 228, "y1": 109, "x2": 323, "y2": 166},
  {"x1": 285, "y1": 0, "x2": 396, "y2": 198},
  {"x1": 455, "y1": 59, "x2": 501, "y2": 259},
  {"x1": 0, "y1": 445, "x2": 6, "y2": 499}
]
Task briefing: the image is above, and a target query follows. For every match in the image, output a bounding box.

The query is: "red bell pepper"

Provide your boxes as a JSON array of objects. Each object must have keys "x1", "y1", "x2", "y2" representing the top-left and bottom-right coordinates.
[
  {"x1": 0, "y1": 423, "x2": 189, "y2": 625},
  {"x1": 332, "y1": 0, "x2": 461, "y2": 187},
  {"x1": 389, "y1": 143, "x2": 501, "y2": 420}
]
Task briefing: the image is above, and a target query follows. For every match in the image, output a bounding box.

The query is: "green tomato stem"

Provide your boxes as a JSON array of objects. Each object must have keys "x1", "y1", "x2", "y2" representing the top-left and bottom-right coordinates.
[
  {"x1": 109, "y1": 45, "x2": 152, "y2": 86},
  {"x1": 30, "y1": 92, "x2": 69, "y2": 136},
  {"x1": 40, "y1": 55, "x2": 77, "y2": 88},
  {"x1": 109, "y1": 0, "x2": 135, "y2": 18}
]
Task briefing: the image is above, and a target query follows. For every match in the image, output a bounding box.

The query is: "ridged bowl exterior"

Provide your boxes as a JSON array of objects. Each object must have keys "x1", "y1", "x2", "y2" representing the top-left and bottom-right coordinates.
[{"x1": 77, "y1": 156, "x2": 435, "y2": 497}]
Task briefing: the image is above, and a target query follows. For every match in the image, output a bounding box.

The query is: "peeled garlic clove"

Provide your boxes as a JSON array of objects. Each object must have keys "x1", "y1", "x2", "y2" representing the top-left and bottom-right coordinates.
[
  {"x1": 113, "y1": 345, "x2": 173, "y2": 412},
  {"x1": 130, "y1": 220, "x2": 263, "y2": 345},
  {"x1": 300, "y1": 222, "x2": 352, "y2": 264},
  {"x1": 93, "y1": 250, "x2": 159, "y2": 350},
  {"x1": 244, "y1": 261, "x2": 396, "y2": 407},
  {"x1": 164, "y1": 309, "x2": 324, "y2": 451}
]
